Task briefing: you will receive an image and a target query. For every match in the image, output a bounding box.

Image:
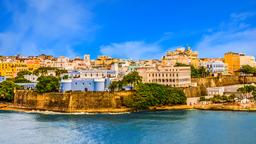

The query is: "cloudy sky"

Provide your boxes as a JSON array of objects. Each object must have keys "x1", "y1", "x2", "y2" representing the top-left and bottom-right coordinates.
[{"x1": 0, "y1": 0, "x2": 255, "y2": 59}]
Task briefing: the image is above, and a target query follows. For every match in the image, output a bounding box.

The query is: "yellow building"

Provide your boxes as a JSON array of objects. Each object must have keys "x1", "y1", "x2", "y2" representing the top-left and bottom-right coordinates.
[
  {"x1": 94, "y1": 56, "x2": 119, "y2": 68},
  {"x1": 162, "y1": 47, "x2": 199, "y2": 67},
  {"x1": 0, "y1": 62, "x2": 28, "y2": 78},
  {"x1": 24, "y1": 59, "x2": 41, "y2": 71},
  {"x1": 224, "y1": 52, "x2": 241, "y2": 75}
]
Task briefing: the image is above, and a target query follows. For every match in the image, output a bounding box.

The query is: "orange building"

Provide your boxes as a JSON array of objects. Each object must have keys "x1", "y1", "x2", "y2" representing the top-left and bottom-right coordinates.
[{"x1": 224, "y1": 52, "x2": 241, "y2": 75}]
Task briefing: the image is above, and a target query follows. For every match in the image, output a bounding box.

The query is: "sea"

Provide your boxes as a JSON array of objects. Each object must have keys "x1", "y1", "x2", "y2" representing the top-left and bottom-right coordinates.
[{"x1": 0, "y1": 110, "x2": 256, "y2": 144}]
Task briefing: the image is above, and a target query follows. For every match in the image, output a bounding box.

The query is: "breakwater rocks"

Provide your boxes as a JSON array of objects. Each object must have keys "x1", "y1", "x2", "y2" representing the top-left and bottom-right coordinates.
[{"x1": 14, "y1": 90, "x2": 133, "y2": 113}]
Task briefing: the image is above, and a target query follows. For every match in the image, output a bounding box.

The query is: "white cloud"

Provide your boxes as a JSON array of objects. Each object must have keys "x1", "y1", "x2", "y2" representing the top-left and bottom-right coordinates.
[
  {"x1": 0, "y1": 0, "x2": 97, "y2": 57},
  {"x1": 195, "y1": 12, "x2": 256, "y2": 58},
  {"x1": 100, "y1": 41, "x2": 164, "y2": 60},
  {"x1": 195, "y1": 29, "x2": 256, "y2": 58}
]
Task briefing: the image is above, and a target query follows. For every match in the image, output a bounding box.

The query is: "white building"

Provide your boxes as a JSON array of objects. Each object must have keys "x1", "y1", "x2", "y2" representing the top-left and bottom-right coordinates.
[
  {"x1": 201, "y1": 61, "x2": 227, "y2": 75},
  {"x1": 207, "y1": 87, "x2": 225, "y2": 96},
  {"x1": 24, "y1": 74, "x2": 38, "y2": 82},
  {"x1": 137, "y1": 65, "x2": 191, "y2": 87}
]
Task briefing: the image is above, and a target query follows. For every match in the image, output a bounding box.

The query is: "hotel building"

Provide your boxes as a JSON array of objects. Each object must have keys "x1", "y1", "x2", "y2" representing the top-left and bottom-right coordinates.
[{"x1": 137, "y1": 65, "x2": 191, "y2": 87}]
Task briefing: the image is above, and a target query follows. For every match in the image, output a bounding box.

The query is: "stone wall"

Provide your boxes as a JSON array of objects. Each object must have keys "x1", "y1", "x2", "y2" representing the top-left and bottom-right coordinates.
[
  {"x1": 185, "y1": 76, "x2": 256, "y2": 97},
  {"x1": 13, "y1": 76, "x2": 256, "y2": 111},
  {"x1": 192, "y1": 76, "x2": 256, "y2": 87},
  {"x1": 14, "y1": 90, "x2": 133, "y2": 112}
]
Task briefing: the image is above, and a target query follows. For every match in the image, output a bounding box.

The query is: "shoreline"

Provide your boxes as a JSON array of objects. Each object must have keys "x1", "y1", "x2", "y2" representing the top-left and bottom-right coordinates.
[{"x1": 1, "y1": 103, "x2": 256, "y2": 114}]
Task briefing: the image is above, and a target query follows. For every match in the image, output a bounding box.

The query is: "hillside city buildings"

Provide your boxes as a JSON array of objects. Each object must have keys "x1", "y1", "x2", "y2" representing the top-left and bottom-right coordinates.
[{"x1": 0, "y1": 47, "x2": 255, "y2": 92}]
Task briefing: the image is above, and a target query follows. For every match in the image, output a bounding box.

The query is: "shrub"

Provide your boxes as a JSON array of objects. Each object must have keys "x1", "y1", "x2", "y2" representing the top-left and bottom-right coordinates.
[
  {"x1": 124, "y1": 83, "x2": 186, "y2": 110},
  {"x1": 36, "y1": 76, "x2": 60, "y2": 93}
]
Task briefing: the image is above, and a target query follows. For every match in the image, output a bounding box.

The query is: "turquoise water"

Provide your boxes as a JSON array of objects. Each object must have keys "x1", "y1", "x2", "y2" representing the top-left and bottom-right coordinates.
[{"x1": 0, "y1": 110, "x2": 256, "y2": 144}]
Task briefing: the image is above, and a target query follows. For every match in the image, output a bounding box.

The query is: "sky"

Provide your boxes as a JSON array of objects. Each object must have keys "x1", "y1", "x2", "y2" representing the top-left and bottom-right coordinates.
[{"x1": 0, "y1": 0, "x2": 256, "y2": 59}]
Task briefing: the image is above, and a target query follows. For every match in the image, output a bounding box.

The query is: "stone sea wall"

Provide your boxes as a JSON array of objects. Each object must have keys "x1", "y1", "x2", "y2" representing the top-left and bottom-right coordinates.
[{"x1": 14, "y1": 90, "x2": 133, "y2": 112}]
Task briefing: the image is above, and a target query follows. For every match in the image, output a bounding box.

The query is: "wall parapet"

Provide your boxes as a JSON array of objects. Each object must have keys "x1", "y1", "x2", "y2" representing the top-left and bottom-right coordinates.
[{"x1": 14, "y1": 90, "x2": 133, "y2": 112}]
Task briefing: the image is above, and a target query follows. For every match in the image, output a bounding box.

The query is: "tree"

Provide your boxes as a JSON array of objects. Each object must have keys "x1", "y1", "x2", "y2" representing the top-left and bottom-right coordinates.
[
  {"x1": 198, "y1": 67, "x2": 210, "y2": 78},
  {"x1": 175, "y1": 63, "x2": 190, "y2": 67},
  {"x1": 62, "y1": 75, "x2": 69, "y2": 80},
  {"x1": 14, "y1": 70, "x2": 32, "y2": 83},
  {"x1": 108, "y1": 80, "x2": 124, "y2": 92},
  {"x1": 0, "y1": 81, "x2": 19, "y2": 102},
  {"x1": 240, "y1": 65, "x2": 256, "y2": 75},
  {"x1": 123, "y1": 71, "x2": 142, "y2": 87},
  {"x1": 191, "y1": 65, "x2": 210, "y2": 78},
  {"x1": 16, "y1": 70, "x2": 32, "y2": 77},
  {"x1": 191, "y1": 65, "x2": 199, "y2": 78},
  {"x1": 237, "y1": 85, "x2": 256, "y2": 98},
  {"x1": 14, "y1": 77, "x2": 31, "y2": 83},
  {"x1": 56, "y1": 69, "x2": 68, "y2": 77},
  {"x1": 33, "y1": 67, "x2": 68, "y2": 77},
  {"x1": 33, "y1": 67, "x2": 47, "y2": 76},
  {"x1": 124, "y1": 83, "x2": 186, "y2": 110},
  {"x1": 36, "y1": 76, "x2": 60, "y2": 93}
]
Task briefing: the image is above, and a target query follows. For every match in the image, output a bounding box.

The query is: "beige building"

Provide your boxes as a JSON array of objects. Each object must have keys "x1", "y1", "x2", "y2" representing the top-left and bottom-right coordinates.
[
  {"x1": 137, "y1": 65, "x2": 191, "y2": 87},
  {"x1": 162, "y1": 47, "x2": 199, "y2": 67},
  {"x1": 240, "y1": 55, "x2": 255, "y2": 67}
]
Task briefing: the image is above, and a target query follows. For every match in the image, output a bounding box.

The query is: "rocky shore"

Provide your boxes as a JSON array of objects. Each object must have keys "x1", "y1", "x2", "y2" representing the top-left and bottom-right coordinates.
[
  {"x1": 150, "y1": 103, "x2": 256, "y2": 112},
  {"x1": 2, "y1": 103, "x2": 256, "y2": 114}
]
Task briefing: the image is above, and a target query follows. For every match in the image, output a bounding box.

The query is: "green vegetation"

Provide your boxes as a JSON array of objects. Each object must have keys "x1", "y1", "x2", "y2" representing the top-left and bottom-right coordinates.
[
  {"x1": 237, "y1": 85, "x2": 256, "y2": 98},
  {"x1": 109, "y1": 71, "x2": 142, "y2": 91},
  {"x1": 109, "y1": 71, "x2": 186, "y2": 110},
  {"x1": 124, "y1": 83, "x2": 186, "y2": 110},
  {"x1": 175, "y1": 63, "x2": 210, "y2": 78},
  {"x1": 108, "y1": 80, "x2": 124, "y2": 91},
  {"x1": 14, "y1": 77, "x2": 31, "y2": 83},
  {"x1": 175, "y1": 63, "x2": 190, "y2": 67},
  {"x1": 122, "y1": 71, "x2": 142, "y2": 87},
  {"x1": 191, "y1": 65, "x2": 210, "y2": 78},
  {"x1": 210, "y1": 95, "x2": 236, "y2": 103},
  {"x1": 62, "y1": 75, "x2": 69, "y2": 79},
  {"x1": 240, "y1": 65, "x2": 256, "y2": 75},
  {"x1": 199, "y1": 94, "x2": 236, "y2": 103},
  {"x1": 16, "y1": 70, "x2": 32, "y2": 77},
  {"x1": 199, "y1": 96, "x2": 208, "y2": 102},
  {"x1": 36, "y1": 76, "x2": 60, "y2": 93},
  {"x1": 0, "y1": 81, "x2": 19, "y2": 102},
  {"x1": 55, "y1": 69, "x2": 68, "y2": 77},
  {"x1": 33, "y1": 67, "x2": 67, "y2": 77},
  {"x1": 14, "y1": 70, "x2": 32, "y2": 83}
]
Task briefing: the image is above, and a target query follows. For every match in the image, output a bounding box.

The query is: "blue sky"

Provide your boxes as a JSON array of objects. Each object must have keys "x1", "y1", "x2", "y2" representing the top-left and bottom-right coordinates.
[{"x1": 0, "y1": 0, "x2": 256, "y2": 59}]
